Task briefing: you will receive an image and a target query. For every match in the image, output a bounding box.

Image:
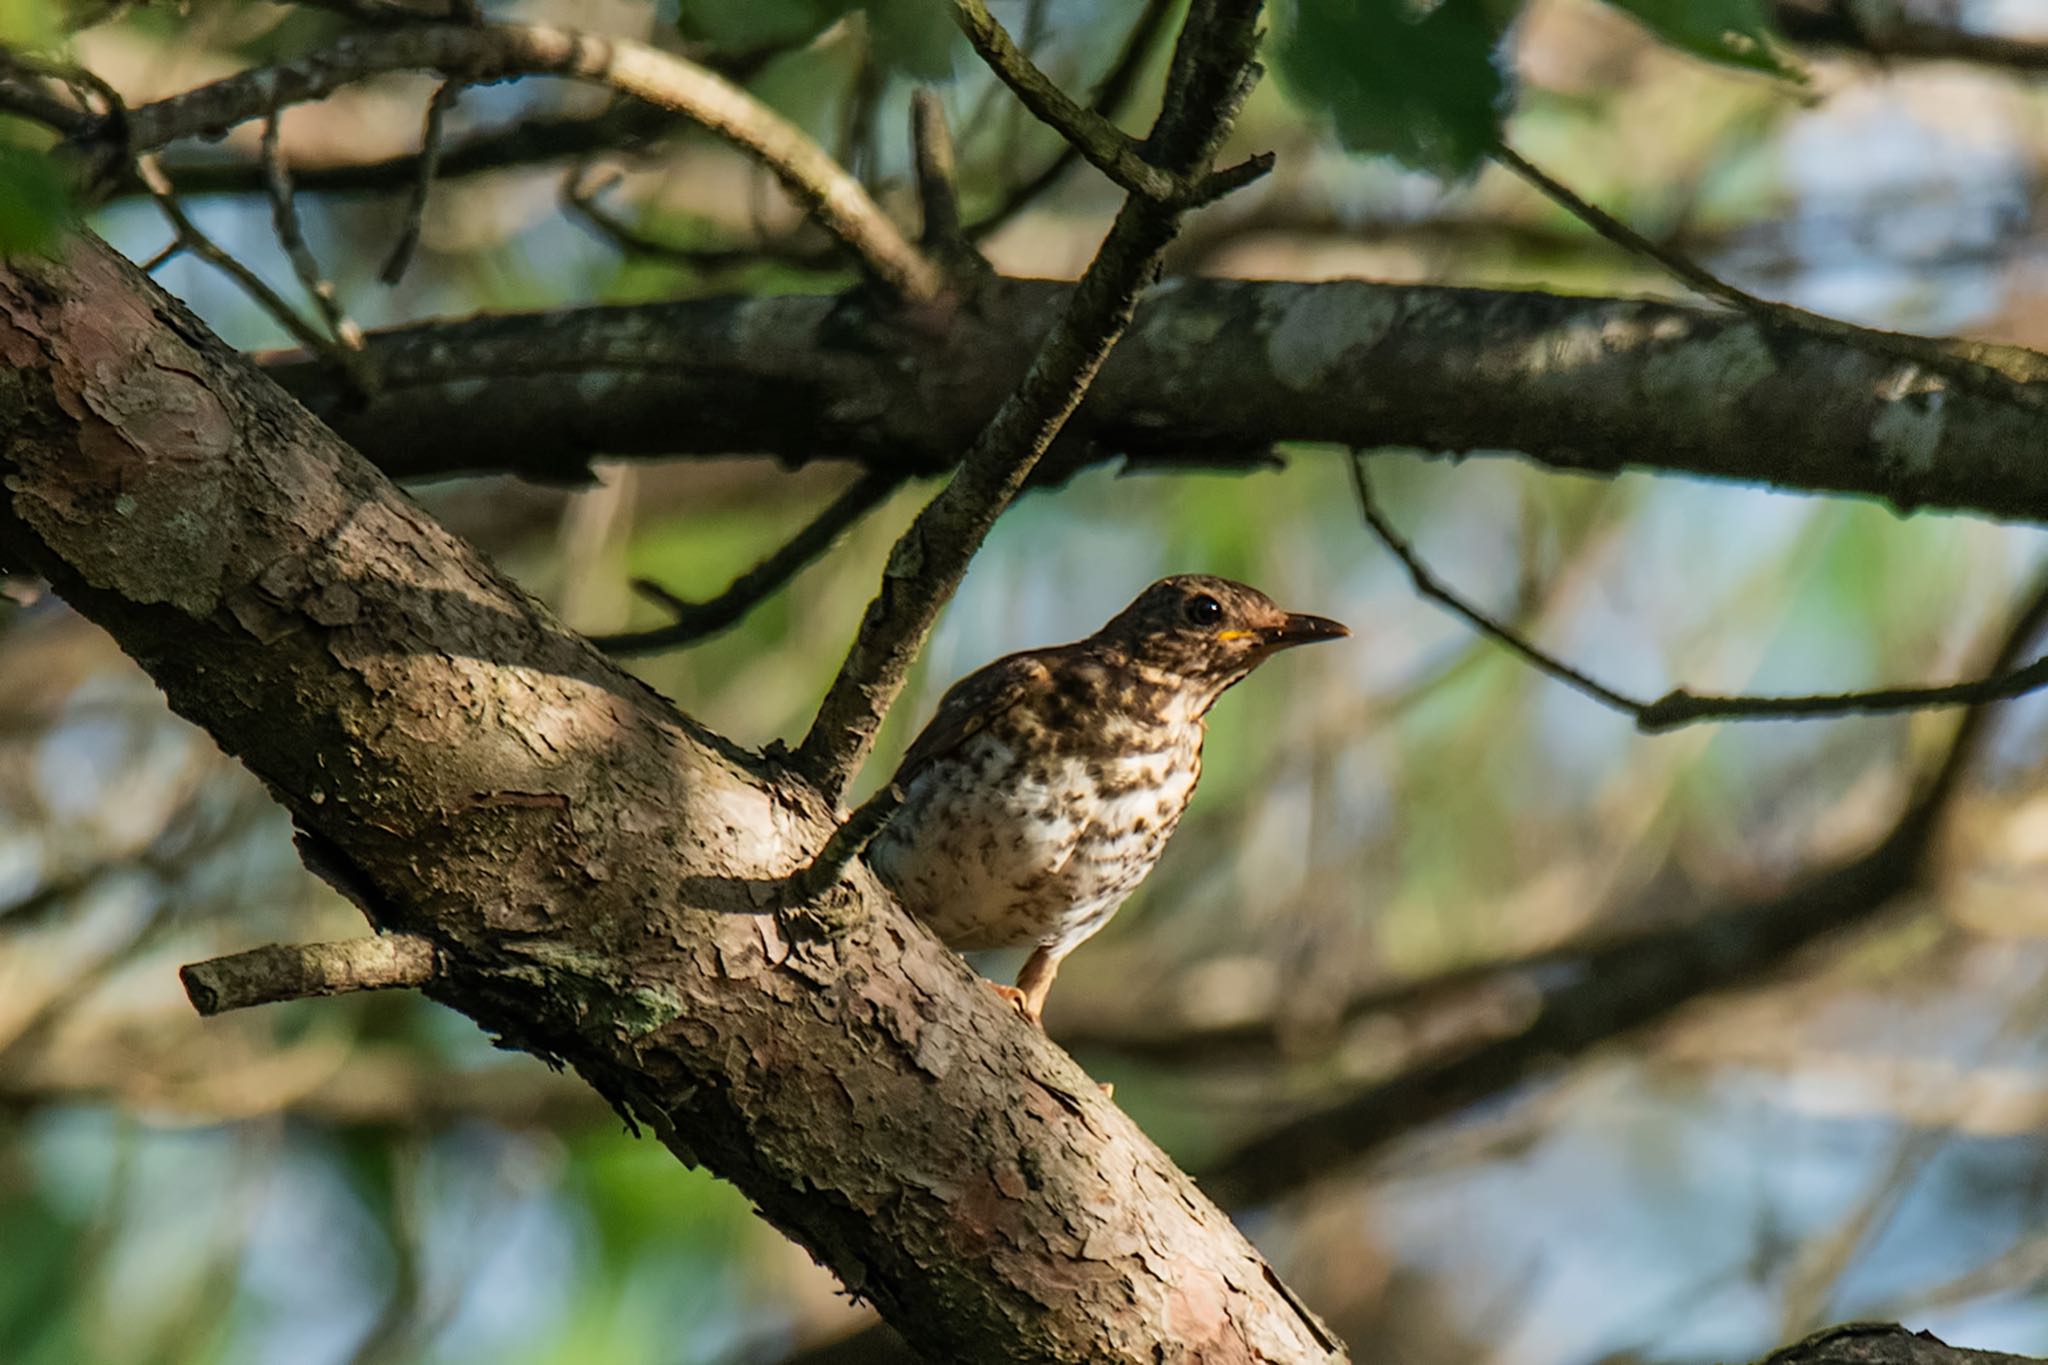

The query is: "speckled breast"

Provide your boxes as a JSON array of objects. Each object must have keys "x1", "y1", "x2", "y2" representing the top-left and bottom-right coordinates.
[{"x1": 866, "y1": 719, "x2": 1203, "y2": 954}]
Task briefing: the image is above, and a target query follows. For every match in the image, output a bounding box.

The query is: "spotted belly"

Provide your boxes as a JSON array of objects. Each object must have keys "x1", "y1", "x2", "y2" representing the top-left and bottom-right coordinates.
[{"x1": 866, "y1": 730, "x2": 1199, "y2": 954}]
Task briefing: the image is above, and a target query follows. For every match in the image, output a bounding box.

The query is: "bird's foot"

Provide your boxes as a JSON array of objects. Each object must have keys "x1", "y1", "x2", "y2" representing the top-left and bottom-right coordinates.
[{"x1": 987, "y1": 981, "x2": 1041, "y2": 1026}]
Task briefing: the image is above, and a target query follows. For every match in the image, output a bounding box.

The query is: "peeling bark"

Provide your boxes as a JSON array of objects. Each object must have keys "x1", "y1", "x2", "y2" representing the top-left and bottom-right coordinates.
[
  {"x1": 0, "y1": 235, "x2": 1343, "y2": 1363},
  {"x1": 268, "y1": 276, "x2": 2048, "y2": 522}
]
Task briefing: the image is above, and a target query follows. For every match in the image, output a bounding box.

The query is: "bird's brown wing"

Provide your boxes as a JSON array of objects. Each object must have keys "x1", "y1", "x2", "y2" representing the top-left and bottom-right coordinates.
[{"x1": 887, "y1": 649, "x2": 1054, "y2": 786}]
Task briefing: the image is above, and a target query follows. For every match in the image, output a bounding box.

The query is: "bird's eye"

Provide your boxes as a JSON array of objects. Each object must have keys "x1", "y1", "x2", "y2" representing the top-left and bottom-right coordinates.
[{"x1": 1184, "y1": 594, "x2": 1223, "y2": 627}]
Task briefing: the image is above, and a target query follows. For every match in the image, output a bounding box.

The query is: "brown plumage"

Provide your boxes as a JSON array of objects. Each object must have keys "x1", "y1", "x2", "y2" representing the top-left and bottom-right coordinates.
[{"x1": 865, "y1": 575, "x2": 1348, "y2": 1024}]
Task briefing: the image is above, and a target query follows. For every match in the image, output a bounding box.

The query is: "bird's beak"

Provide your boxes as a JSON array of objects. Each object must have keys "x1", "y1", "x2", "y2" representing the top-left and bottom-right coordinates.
[{"x1": 1264, "y1": 612, "x2": 1350, "y2": 649}]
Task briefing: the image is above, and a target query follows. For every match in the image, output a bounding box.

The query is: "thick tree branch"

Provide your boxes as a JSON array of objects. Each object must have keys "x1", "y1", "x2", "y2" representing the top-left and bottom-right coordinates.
[
  {"x1": 265, "y1": 277, "x2": 2048, "y2": 524},
  {"x1": 179, "y1": 934, "x2": 440, "y2": 1015},
  {"x1": 791, "y1": 0, "x2": 1270, "y2": 795},
  {"x1": 97, "y1": 20, "x2": 941, "y2": 302},
  {"x1": 0, "y1": 232, "x2": 1339, "y2": 1363}
]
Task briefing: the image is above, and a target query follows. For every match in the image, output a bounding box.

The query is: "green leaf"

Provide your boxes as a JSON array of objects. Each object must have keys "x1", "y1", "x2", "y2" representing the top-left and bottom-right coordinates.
[
  {"x1": 1274, "y1": 0, "x2": 1521, "y2": 178},
  {"x1": 1600, "y1": 0, "x2": 1806, "y2": 81},
  {"x1": 0, "y1": 134, "x2": 71, "y2": 259}
]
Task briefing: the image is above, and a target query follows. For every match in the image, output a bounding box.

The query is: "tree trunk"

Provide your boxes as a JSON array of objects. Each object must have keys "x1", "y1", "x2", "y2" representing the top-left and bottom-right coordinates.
[{"x1": 0, "y1": 233, "x2": 1343, "y2": 1363}]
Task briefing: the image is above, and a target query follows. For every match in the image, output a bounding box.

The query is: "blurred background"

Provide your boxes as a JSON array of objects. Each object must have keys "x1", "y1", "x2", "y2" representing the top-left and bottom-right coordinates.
[{"x1": 8, "y1": 0, "x2": 2048, "y2": 1361}]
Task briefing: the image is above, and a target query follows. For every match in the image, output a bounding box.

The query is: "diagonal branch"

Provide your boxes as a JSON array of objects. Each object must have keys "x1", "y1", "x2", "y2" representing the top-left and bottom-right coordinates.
[
  {"x1": 595, "y1": 472, "x2": 900, "y2": 656},
  {"x1": 100, "y1": 20, "x2": 942, "y2": 302},
  {"x1": 1351, "y1": 453, "x2": 2048, "y2": 731},
  {"x1": 791, "y1": 0, "x2": 1271, "y2": 797}
]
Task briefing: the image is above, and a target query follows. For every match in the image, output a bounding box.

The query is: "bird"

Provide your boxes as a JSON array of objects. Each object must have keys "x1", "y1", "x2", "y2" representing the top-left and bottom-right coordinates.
[{"x1": 865, "y1": 575, "x2": 1348, "y2": 1025}]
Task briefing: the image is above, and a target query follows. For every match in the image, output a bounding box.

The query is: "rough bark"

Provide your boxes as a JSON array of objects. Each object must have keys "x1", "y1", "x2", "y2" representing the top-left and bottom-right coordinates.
[
  {"x1": 1765, "y1": 1325, "x2": 2043, "y2": 1365},
  {"x1": 0, "y1": 234, "x2": 1343, "y2": 1364},
  {"x1": 266, "y1": 276, "x2": 2048, "y2": 522}
]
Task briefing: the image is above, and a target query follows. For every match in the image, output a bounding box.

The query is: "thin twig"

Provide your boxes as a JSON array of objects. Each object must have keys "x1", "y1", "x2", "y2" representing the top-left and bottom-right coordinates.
[
  {"x1": 595, "y1": 472, "x2": 900, "y2": 656},
  {"x1": 179, "y1": 934, "x2": 440, "y2": 1016},
  {"x1": 968, "y1": 0, "x2": 1176, "y2": 239},
  {"x1": 950, "y1": 0, "x2": 1173, "y2": 201},
  {"x1": 259, "y1": 107, "x2": 374, "y2": 398},
  {"x1": 559, "y1": 161, "x2": 831, "y2": 273},
  {"x1": 379, "y1": 77, "x2": 463, "y2": 285},
  {"x1": 1492, "y1": 142, "x2": 2048, "y2": 391},
  {"x1": 789, "y1": 782, "x2": 905, "y2": 904},
  {"x1": 137, "y1": 155, "x2": 338, "y2": 360},
  {"x1": 112, "y1": 21, "x2": 944, "y2": 303},
  {"x1": 1349, "y1": 451, "x2": 2048, "y2": 732},
  {"x1": 792, "y1": 0, "x2": 1270, "y2": 798}
]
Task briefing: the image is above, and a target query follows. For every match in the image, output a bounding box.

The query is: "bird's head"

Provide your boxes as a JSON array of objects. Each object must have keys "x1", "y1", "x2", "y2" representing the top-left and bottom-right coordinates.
[{"x1": 1091, "y1": 574, "x2": 1349, "y2": 705}]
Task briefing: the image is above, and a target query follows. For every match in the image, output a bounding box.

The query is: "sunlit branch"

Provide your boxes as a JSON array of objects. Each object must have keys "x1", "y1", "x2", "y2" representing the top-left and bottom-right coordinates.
[{"x1": 105, "y1": 20, "x2": 943, "y2": 302}]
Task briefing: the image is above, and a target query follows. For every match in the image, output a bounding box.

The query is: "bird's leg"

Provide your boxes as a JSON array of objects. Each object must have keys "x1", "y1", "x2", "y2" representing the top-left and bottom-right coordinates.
[{"x1": 1012, "y1": 946, "x2": 1061, "y2": 1027}]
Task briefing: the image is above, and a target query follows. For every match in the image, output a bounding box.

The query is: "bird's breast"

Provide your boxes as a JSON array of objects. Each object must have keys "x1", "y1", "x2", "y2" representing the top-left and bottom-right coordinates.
[{"x1": 866, "y1": 721, "x2": 1203, "y2": 950}]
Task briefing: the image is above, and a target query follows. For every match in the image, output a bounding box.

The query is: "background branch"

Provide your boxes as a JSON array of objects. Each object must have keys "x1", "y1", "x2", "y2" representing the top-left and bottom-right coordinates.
[
  {"x1": 102, "y1": 20, "x2": 942, "y2": 303},
  {"x1": 596, "y1": 472, "x2": 899, "y2": 655},
  {"x1": 1352, "y1": 454, "x2": 2048, "y2": 730},
  {"x1": 263, "y1": 278, "x2": 2048, "y2": 524}
]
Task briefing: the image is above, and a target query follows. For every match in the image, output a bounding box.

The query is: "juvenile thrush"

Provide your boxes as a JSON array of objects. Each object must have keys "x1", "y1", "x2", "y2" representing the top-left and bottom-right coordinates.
[{"x1": 865, "y1": 575, "x2": 1347, "y2": 1024}]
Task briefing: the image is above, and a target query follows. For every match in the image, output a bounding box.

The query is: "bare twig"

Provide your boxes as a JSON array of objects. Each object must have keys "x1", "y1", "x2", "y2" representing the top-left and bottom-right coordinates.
[
  {"x1": 379, "y1": 77, "x2": 463, "y2": 285},
  {"x1": 1350, "y1": 452, "x2": 2048, "y2": 731},
  {"x1": 179, "y1": 934, "x2": 440, "y2": 1016},
  {"x1": 259, "y1": 108, "x2": 375, "y2": 398},
  {"x1": 792, "y1": 0, "x2": 1271, "y2": 797},
  {"x1": 951, "y1": 0, "x2": 1171, "y2": 201},
  {"x1": 137, "y1": 156, "x2": 338, "y2": 360},
  {"x1": 1492, "y1": 143, "x2": 2048, "y2": 391},
  {"x1": 560, "y1": 161, "x2": 833, "y2": 273},
  {"x1": 112, "y1": 21, "x2": 943, "y2": 303},
  {"x1": 911, "y1": 89, "x2": 963, "y2": 252},
  {"x1": 968, "y1": 0, "x2": 1175, "y2": 239},
  {"x1": 595, "y1": 472, "x2": 899, "y2": 656},
  {"x1": 789, "y1": 782, "x2": 905, "y2": 905}
]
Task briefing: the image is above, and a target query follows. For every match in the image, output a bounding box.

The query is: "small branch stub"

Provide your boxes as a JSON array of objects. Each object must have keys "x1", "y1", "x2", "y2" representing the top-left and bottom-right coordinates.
[{"x1": 180, "y1": 933, "x2": 440, "y2": 1016}]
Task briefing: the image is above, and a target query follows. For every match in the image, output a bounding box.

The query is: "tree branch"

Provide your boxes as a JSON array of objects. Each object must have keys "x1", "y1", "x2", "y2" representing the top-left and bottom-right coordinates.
[
  {"x1": 967, "y1": 0, "x2": 1177, "y2": 239},
  {"x1": 1351, "y1": 453, "x2": 2048, "y2": 730},
  {"x1": 594, "y1": 471, "x2": 899, "y2": 656},
  {"x1": 98, "y1": 20, "x2": 942, "y2": 302},
  {"x1": 790, "y1": 0, "x2": 1272, "y2": 796},
  {"x1": 263, "y1": 276, "x2": 2048, "y2": 525},
  {"x1": 179, "y1": 935, "x2": 440, "y2": 1016}
]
